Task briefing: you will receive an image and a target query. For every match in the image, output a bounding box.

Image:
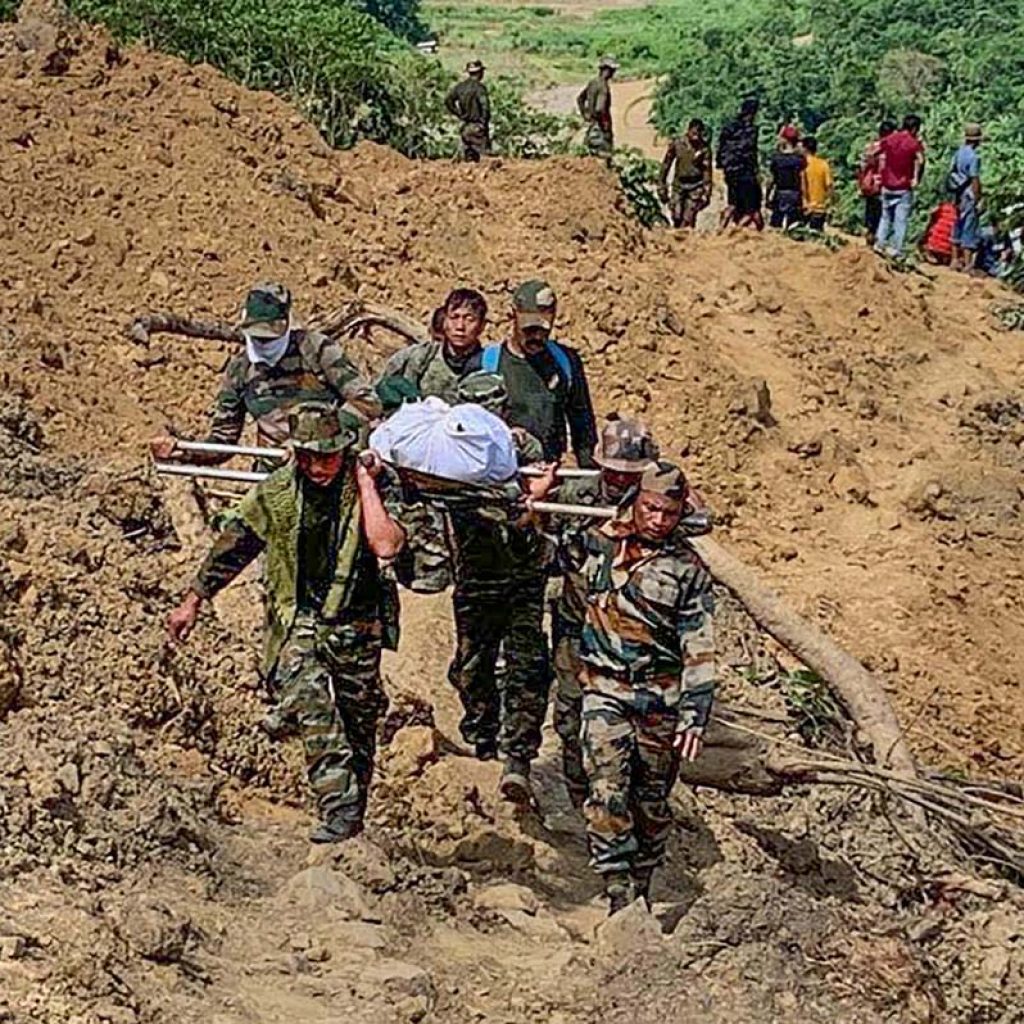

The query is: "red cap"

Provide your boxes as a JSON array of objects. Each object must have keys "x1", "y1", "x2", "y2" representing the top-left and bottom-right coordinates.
[{"x1": 780, "y1": 124, "x2": 800, "y2": 143}]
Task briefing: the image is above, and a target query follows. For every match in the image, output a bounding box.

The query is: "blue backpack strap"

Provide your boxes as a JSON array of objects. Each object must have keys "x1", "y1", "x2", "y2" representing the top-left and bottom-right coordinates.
[
  {"x1": 480, "y1": 344, "x2": 502, "y2": 374},
  {"x1": 545, "y1": 340, "x2": 575, "y2": 387}
]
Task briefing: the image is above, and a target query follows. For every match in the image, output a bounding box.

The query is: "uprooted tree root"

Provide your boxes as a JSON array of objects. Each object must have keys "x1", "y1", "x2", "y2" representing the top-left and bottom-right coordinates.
[{"x1": 683, "y1": 712, "x2": 1024, "y2": 882}]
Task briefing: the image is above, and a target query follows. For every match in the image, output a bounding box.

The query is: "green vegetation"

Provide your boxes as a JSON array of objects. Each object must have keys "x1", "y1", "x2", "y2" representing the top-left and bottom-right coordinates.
[
  {"x1": 424, "y1": 0, "x2": 698, "y2": 87},
  {"x1": 22, "y1": 0, "x2": 568, "y2": 159},
  {"x1": 654, "y1": 0, "x2": 1024, "y2": 227}
]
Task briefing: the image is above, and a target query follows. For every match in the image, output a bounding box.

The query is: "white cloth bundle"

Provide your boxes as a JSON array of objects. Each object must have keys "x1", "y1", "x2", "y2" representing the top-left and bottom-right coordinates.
[{"x1": 369, "y1": 397, "x2": 518, "y2": 485}]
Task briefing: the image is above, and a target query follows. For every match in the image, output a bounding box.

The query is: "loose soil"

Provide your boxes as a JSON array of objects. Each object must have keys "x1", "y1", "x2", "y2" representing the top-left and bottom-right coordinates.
[{"x1": 1, "y1": 8, "x2": 1023, "y2": 1023}]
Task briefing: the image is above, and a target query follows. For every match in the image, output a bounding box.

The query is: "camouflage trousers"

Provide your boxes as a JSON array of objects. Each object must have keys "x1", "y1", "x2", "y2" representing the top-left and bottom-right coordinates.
[
  {"x1": 448, "y1": 576, "x2": 550, "y2": 762},
  {"x1": 272, "y1": 613, "x2": 387, "y2": 822},
  {"x1": 460, "y1": 121, "x2": 490, "y2": 162},
  {"x1": 585, "y1": 122, "x2": 613, "y2": 156},
  {"x1": 552, "y1": 633, "x2": 587, "y2": 806},
  {"x1": 670, "y1": 184, "x2": 712, "y2": 229},
  {"x1": 581, "y1": 688, "x2": 680, "y2": 875}
]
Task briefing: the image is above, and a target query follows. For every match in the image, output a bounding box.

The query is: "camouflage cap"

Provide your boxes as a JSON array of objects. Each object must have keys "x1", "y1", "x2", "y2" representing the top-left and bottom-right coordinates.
[
  {"x1": 594, "y1": 416, "x2": 660, "y2": 473},
  {"x1": 287, "y1": 402, "x2": 360, "y2": 455},
  {"x1": 457, "y1": 371, "x2": 508, "y2": 411},
  {"x1": 466, "y1": 59, "x2": 485, "y2": 74},
  {"x1": 512, "y1": 279, "x2": 557, "y2": 330},
  {"x1": 638, "y1": 460, "x2": 688, "y2": 502},
  {"x1": 376, "y1": 375, "x2": 421, "y2": 415},
  {"x1": 241, "y1": 282, "x2": 291, "y2": 339},
  {"x1": 598, "y1": 55, "x2": 619, "y2": 70}
]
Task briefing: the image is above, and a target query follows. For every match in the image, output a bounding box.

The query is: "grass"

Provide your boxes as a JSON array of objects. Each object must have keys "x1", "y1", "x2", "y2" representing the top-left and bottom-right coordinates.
[{"x1": 423, "y1": 0, "x2": 701, "y2": 90}]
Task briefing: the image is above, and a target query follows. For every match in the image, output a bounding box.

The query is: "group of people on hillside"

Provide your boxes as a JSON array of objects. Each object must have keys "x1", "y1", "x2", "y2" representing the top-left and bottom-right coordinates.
[
  {"x1": 446, "y1": 58, "x2": 1015, "y2": 274},
  {"x1": 155, "y1": 281, "x2": 716, "y2": 915},
  {"x1": 859, "y1": 116, "x2": 1017, "y2": 275}
]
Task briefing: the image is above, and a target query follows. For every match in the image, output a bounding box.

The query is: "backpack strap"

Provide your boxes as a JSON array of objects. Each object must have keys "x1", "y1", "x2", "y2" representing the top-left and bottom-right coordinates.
[
  {"x1": 480, "y1": 344, "x2": 502, "y2": 374},
  {"x1": 545, "y1": 340, "x2": 575, "y2": 388},
  {"x1": 481, "y1": 340, "x2": 575, "y2": 386}
]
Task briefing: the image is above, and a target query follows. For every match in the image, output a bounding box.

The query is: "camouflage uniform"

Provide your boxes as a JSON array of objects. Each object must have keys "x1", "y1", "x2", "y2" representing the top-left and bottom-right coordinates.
[
  {"x1": 378, "y1": 342, "x2": 485, "y2": 595},
  {"x1": 446, "y1": 64, "x2": 491, "y2": 162},
  {"x1": 444, "y1": 372, "x2": 549, "y2": 779},
  {"x1": 558, "y1": 463, "x2": 716, "y2": 900},
  {"x1": 191, "y1": 404, "x2": 402, "y2": 840},
  {"x1": 550, "y1": 417, "x2": 661, "y2": 806},
  {"x1": 381, "y1": 339, "x2": 483, "y2": 407},
  {"x1": 190, "y1": 284, "x2": 380, "y2": 468},
  {"x1": 577, "y1": 58, "x2": 618, "y2": 156}
]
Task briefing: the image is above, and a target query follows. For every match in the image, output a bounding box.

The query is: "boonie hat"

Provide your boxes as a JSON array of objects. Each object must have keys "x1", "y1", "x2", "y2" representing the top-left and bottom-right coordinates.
[
  {"x1": 780, "y1": 124, "x2": 800, "y2": 143},
  {"x1": 241, "y1": 282, "x2": 291, "y2": 340},
  {"x1": 598, "y1": 55, "x2": 619, "y2": 70},
  {"x1": 638, "y1": 460, "x2": 688, "y2": 502},
  {"x1": 964, "y1": 122, "x2": 984, "y2": 141},
  {"x1": 288, "y1": 402, "x2": 360, "y2": 455},
  {"x1": 512, "y1": 279, "x2": 556, "y2": 331},
  {"x1": 594, "y1": 416, "x2": 660, "y2": 473},
  {"x1": 466, "y1": 59, "x2": 485, "y2": 74},
  {"x1": 457, "y1": 371, "x2": 508, "y2": 411}
]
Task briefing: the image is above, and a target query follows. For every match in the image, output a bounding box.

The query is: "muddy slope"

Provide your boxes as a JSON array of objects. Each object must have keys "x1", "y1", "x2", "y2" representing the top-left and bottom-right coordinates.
[{"x1": 1, "y1": 12, "x2": 1023, "y2": 1024}]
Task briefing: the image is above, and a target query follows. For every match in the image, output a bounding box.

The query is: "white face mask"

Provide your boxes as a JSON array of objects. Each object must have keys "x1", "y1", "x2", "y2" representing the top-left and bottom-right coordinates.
[{"x1": 245, "y1": 328, "x2": 291, "y2": 367}]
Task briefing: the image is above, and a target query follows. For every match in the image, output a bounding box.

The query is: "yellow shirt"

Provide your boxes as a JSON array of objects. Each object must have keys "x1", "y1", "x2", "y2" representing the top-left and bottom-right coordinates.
[{"x1": 802, "y1": 154, "x2": 834, "y2": 213}]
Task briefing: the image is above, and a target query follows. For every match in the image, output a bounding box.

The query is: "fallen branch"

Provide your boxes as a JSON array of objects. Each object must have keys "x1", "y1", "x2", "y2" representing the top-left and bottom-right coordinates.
[
  {"x1": 128, "y1": 300, "x2": 430, "y2": 349},
  {"x1": 692, "y1": 536, "x2": 918, "y2": 781},
  {"x1": 129, "y1": 313, "x2": 243, "y2": 346}
]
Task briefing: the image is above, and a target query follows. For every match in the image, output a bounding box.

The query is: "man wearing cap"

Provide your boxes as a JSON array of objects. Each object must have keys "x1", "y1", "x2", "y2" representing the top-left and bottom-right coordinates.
[
  {"x1": 766, "y1": 124, "x2": 805, "y2": 231},
  {"x1": 380, "y1": 288, "x2": 488, "y2": 406},
  {"x1": 549, "y1": 416, "x2": 660, "y2": 807},
  {"x1": 577, "y1": 56, "x2": 618, "y2": 156},
  {"x1": 716, "y1": 97, "x2": 764, "y2": 230},
  {"x1": 166, "y1": 402, "x2": 407, "y2": 843},
  {"x1": 151, "y1": 283, "x2": 380, "y2": 468},
  {"x1": 533, "y1": 461, "x2": 716, "y2": 913},
  {"x1": 446, "y1": 61, "x2": 491, "y2": 162},
  {"x1": 949, "y1": 123, "x2": 984, "y2": 273},
  {"x1": 479, "y1": 280, "x2": 597, "y2": 467}
]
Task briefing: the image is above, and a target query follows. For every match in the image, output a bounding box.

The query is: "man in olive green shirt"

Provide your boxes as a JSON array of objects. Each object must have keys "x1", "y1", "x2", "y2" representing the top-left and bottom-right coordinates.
[
  {"x1": 577, "y1": 56, "x2": 618, "y2": 156},
  {"x1": 446, "y1": 60, "x2": 491, "y2": 162},
  {"x1": 478, "y1": 279, "x2": 597, "y2": 468}
]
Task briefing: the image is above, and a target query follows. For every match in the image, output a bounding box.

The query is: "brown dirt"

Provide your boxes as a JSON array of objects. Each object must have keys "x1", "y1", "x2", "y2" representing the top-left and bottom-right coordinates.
[{"x1": 2, "y1": 9, "x2": 1024, "y2": 1024}]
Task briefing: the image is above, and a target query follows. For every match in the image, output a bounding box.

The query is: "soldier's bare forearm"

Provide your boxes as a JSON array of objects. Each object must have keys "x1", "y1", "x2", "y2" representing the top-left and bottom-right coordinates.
[{"x1": 357, "y1": 467, "x2": 405, "y2": 559}]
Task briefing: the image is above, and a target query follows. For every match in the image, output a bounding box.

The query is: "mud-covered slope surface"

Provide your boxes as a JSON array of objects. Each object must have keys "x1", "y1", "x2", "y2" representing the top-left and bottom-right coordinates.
[{"x1": 1, "y1": 10, "x2": 1023, "y2": 1024}]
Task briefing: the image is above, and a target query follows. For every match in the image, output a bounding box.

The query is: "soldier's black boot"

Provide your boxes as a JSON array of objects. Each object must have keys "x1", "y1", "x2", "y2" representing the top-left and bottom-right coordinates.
[
  {"x1": 310, "y1": 808, "x2": 364, "y2": 844},
  {"x1": 632, "y1": 867, "x2": 654, "y2": 908},
  {"x1": 499, "y1": 757, "x2": 534, "y2": 806},
  {"x1": 604, "y1": 872, "x2": 632, "y2": 917}
]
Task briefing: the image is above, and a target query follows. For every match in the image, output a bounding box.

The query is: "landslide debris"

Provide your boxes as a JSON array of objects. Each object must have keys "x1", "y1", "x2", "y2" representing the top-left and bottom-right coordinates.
[{"x1": 1, "y1": 6, "x2": 1024, "y2": 1023}]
